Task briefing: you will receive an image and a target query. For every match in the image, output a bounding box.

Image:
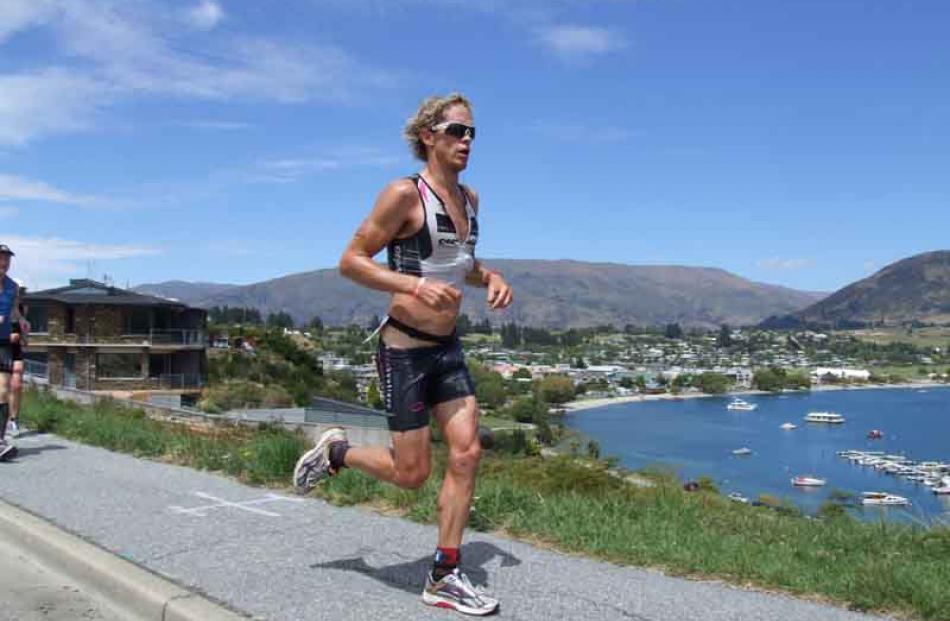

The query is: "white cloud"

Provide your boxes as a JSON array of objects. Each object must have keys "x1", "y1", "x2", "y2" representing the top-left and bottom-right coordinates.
[
  {"x1": 184, "y1": 0, "x2": 224, "y2": 31},
  {"x1": 0, "y1": 174, "x2": 108, "y2": 207},
  {"x1": 536, "y1": 25, "x2": 627, "y2": 60},
  {"x1": 757, "y1": 257, "x2": 815, "y2": 271},
  {"x1": 0, "y1": 70, "x2": 109, "y2": 145},
  {"x1": 254, "y1": 148, "x2": 400, "y2": 183},
  {"x1": 0, "y1": 0, "x2": 398, "y2": 145},
  {"x1": 172, "y1": 119, "x2": 252, "y2": 131},
  {"x1": 4, "y1": 235, "x2": 159, "y2": 290},
  {"x1": 0, "y1": 1, "x2": 56, "y2": 44}
]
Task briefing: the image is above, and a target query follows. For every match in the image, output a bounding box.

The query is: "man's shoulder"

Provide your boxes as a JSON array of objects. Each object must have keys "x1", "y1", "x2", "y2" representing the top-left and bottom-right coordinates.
[{"x1": 379, "y1": 177, "x2": 421, "y2": 205}]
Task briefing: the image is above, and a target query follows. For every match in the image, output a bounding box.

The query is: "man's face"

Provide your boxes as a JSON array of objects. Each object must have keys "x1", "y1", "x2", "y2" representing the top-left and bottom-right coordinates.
[
  {"x1": 427, "y1": 104, "x2": 474, "y2": 172},
  {"x1": 0, "y1": 254, "x2": 9, "y2": 276}
]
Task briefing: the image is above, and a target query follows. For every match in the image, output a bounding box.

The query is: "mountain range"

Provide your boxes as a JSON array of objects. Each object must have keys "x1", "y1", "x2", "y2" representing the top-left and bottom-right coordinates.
[{"x1": 135, "y1": 259, "x2": 825, "y2": 328}]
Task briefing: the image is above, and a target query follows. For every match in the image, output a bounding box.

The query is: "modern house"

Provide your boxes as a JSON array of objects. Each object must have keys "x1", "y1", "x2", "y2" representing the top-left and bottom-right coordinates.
[{"x1": 23, "y1": 279, "x2": 207, "y2": 397}]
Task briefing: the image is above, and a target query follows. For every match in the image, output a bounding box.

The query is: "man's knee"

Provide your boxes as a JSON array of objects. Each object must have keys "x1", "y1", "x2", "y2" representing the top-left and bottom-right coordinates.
[
  {"x1": 398, "y1": 463, "x2": 431, "y2": 489},
  {"x1": 447, "y1": 441, "x2": 482, "y2": 474}
]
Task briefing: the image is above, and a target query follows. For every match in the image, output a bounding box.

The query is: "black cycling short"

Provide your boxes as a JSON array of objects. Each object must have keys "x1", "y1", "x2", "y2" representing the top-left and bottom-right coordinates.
[
  {"x1": 375, "y1": 338, "x2": 476, "y2": 432},
  {"x1": 0, "y1": 342, "x2": 12, "y2": 374},
  {"x1": 11, "y1": 340, "x2": 22, "y2": 362}
]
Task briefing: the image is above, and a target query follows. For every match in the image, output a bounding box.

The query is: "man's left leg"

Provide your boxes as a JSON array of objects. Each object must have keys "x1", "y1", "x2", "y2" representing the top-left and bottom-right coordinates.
[
  {"x1": 9, "y1": 361, "x2": 23, "y2": 436},
  {"x1": 0, "y1": 370, "x2": 16, "y2": 461},
  {"x1": 422, "y1": 395, "x2": 498, "y2": 615}
]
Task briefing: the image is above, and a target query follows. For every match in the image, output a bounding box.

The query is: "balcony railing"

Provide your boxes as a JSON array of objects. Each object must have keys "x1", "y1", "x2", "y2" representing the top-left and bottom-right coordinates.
[
  {"x1": 99, "y1": 373, "x2": 205, "y2": 389},
  {"x1": 24, "y1": 360, "x2": 49, "y2": 378},
  {"x1": 29, "y1": 329, "x2": 207, "y2": 346},
  {"x1": 150, "y1": 373, "x2": 205, "y2": 389}
]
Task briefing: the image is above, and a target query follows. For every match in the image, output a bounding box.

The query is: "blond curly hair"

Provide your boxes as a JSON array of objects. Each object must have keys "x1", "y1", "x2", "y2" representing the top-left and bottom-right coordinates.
[{"x1": 403, "y1": 93, "x2": 472, "y2": 161}]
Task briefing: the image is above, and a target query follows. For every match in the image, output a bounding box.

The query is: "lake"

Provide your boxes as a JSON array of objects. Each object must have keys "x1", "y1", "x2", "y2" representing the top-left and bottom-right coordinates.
[{"x1": 564, "y1": 386, "x2": 950, "y2": 524}]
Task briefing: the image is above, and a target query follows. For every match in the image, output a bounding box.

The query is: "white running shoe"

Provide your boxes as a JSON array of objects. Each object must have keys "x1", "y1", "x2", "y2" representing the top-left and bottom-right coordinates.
[
  {"x1": 292, "y1": 427, "x2": 347, "y2": 494},
  {"x1": 0, "y1": 439, "x2": 17, "y2": 462},
  {"x1": 6, "y1": 420, "x2": 20, "y2": 438},
  {"x1": 423, "y1": 569, "x2": 500, "y2": 616}
]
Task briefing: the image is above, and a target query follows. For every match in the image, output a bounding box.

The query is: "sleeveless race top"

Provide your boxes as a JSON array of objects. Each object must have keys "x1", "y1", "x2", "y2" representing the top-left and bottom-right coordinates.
[
  {"x1": 387, "y1": 174, "x2": 478, "y2": 288},
  {"x1": 0, "y1": 276, "x2": 18, "y2": 341}
]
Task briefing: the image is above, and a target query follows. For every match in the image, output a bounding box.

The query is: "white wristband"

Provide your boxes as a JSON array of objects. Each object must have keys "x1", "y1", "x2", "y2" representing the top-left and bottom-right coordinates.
[{"x1": 413, "y1": 277, "x2": 427, "y2": 297}]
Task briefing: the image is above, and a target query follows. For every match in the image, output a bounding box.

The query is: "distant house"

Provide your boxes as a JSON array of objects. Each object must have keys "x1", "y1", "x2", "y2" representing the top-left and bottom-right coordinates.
[
  {"x1": 812, "y1": 367, "x2": 871, "y2": 383},
  {"x1": 23, "y1": 279, "x2": 207, "y2": 395}
]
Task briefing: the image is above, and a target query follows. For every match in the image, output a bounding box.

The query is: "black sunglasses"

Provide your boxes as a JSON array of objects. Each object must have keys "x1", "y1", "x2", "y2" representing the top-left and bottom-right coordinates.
[{"x1": 431, "y1": 122, "x2": 476, "y2": 140}]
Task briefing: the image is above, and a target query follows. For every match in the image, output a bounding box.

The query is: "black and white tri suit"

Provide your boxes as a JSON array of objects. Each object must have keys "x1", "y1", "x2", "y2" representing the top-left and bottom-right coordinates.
[{"x1": 375, "y1": 174, "x2": 480, "y2": 432}]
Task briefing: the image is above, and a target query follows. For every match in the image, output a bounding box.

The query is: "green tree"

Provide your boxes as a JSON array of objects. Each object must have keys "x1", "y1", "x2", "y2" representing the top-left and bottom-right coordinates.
[
  {"x1": 697, "y1": 372, "x2": 730, "y2": 394},
  {"x1": 665, "y1": 323, "x2": 683, "y2": 340},
  {"x1": 308, "y1": 315, "x2": 324, "y2": 333},
  {"x1": 586, "y1": 439, "x2": 601, "y2": 460},
  {"x1": 753, "y1": 367, "x2": 786, "y2": 392},
  {"x1": 538, "y1": 375, "x2": 576, "y2": 404},
  {"x1": 512, "y1": 367, "x2": 532, "y2": 380},
  {"x1": 366, "y1": 380, "x2": 383, "y2": 409},
  {"x1": 266, "y1": 311, "x2": 295, "y2": 329},
  {"x1": 469, "y1": 362, "x2": 507, "y2": 409},
  {"x1": 716, "y1": 324, "x2": 732, "y2": 348}
]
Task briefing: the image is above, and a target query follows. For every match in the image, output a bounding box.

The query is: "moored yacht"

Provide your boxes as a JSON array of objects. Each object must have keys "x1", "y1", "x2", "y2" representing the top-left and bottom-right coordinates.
[
  {"x1": 804, "y1": 411, "x2": 845, "y2": 424},
  {"x1": 727, "y1": 398, "x2": 758, "y2": 411}
]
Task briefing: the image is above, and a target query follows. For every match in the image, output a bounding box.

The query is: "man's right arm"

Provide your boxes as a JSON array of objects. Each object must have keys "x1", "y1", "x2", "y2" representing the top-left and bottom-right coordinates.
[{"x1": 339, "y1": 181, "x2": 460, "y2": 310}]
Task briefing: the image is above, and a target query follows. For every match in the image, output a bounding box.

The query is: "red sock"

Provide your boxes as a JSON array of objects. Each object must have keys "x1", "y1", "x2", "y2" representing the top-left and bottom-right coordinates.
[{"x1": 433, "y1": 547, "x2": 459, "y2": 579}]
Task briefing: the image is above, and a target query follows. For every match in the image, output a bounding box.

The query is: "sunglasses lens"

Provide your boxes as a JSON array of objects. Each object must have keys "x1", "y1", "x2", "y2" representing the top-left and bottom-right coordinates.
[{"x1": 445, "y1": 123, "x2": 475, "y2": 140}]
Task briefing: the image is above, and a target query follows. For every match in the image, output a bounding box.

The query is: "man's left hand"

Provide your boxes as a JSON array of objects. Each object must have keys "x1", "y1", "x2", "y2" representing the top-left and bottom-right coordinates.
[{"x1": 486, "y1": 273, "x2": 513, "y2": 310}]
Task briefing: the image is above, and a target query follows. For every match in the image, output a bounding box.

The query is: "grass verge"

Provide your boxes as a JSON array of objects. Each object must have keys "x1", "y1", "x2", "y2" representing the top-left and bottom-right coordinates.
[{"x1": 21, "y1": 389, "x2": 950, "y2": 620}]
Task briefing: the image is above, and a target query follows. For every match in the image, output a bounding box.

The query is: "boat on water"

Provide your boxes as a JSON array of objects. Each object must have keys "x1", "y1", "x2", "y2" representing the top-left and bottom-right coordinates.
[
  {"x1": 933, "y1": 486, "x2": 950, "y2": 495},
  {"x1": 781, "y1": 422, "x2": 797, "y2": 430},
  {"x1": 867, "y1": 429, "x2": 884, "y2": 440},
  {"x1": 791, "y1": 476, "x2": 826, "y2": 487},
  {"x1": 804, "y1": 411, "x2": 845, "y2": 424},
  {"x1": 861, "y1": 492, "x2": 910, "y2": 506},
  {"x1": 732, "y1": 447, "x2": 753, "y2": 456},
  {"x1": 727, "y1": 492, "x2": 749, "y2": 504},
  {"x1": 727, "y1": 398, "x2": 757, "y2": 411}
]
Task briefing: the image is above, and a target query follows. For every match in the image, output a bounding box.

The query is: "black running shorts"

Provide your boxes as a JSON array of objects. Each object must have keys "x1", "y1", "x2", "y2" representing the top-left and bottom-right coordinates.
[
  {"x1": 376, "y1": 338, "x2": 476, "y2": 432},
  {"x1": 11, "y1": 340, "x2": 22, "y2": 363},
  {"x1": 0, "y1": 342, "x2": 12, "y2": 374}
]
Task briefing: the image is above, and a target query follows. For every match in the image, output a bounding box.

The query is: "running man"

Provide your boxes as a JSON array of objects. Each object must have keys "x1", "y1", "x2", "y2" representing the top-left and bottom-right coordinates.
[
  {"x1": 8, "y1": 281, "x2": 29, "y2": 438},
  {"x1": 293, "y1": 93, "x2": 513, "y2": 616},
  {"x1": 0, "y1": 244, "x2": 23, "y2": 461}
]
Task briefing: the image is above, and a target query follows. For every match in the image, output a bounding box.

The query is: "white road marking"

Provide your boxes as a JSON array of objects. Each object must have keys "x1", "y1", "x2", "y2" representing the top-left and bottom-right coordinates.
[{"x1": 169, "y1": 492, "x2": 304, "y2": 518}]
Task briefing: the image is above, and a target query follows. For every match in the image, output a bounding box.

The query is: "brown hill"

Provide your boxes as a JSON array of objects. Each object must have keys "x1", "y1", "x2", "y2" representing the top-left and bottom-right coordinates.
[{"x1": 137, "y1": 259, "x2": 822, "y2": 328}]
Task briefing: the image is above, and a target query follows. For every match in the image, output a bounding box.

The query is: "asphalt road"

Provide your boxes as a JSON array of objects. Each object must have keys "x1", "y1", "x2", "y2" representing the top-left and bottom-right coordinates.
[{"x1": 0, "y1": 431, "x2": 894, "y2": 621}]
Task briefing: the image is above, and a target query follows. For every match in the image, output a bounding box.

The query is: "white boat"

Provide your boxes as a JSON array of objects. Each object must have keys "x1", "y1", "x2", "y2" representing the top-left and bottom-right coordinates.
[
  {"x1": 781, "y1": 422, "x2": 798, "y2": 430},
  {"x1": 791, "y1": 476, "x2": 826, "y2": 487},
  {"x1": 861, "y1": 492, "x2": 910, "y2": 506},
  {"x1": 732, "y1": 447, "x2": 753, "y2": 456},
  {"x1": 727, "y1": 492, "x2": 749, "y2": 504},
  {"x1": 933, "y1": 486, "x2": 950, "y2": 495},
  {"x1": 727, "y1": 398, "x2": 758, "y2": 411},
  {"x1": 804, "y1": 412, "x2": 845, "y2": 424}
]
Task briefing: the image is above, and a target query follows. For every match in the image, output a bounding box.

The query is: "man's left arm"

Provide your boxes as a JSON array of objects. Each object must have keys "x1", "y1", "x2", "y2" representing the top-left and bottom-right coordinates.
[{"x1": 463, "y1": 188, "x2": 513, "y2": 310}]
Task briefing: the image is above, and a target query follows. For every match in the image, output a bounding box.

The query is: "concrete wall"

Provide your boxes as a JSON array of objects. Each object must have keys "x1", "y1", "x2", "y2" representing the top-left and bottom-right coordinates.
[{"x1": 26, "y1": 382, "x2": 391, "y2": 448}]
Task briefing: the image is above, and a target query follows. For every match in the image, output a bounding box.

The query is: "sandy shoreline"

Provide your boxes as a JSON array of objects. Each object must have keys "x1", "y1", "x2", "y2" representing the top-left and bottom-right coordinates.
[{"x1": 562, "y1": 381, "x2": 947, "y2": 413}]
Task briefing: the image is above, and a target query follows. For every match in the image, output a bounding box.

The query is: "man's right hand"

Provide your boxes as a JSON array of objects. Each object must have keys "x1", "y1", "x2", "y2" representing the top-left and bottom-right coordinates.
[{"x1": 415, "y1": 278, "x2": 462, "y2": 311}]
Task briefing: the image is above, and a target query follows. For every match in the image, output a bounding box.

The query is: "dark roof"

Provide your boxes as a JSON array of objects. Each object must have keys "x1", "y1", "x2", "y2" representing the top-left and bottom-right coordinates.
[
  {"x1": 304, "y1": 397, "x2": 388, "y2": 429},
  {"x1": 25, "y1": 279, "x2": 202, "y2": 310}
]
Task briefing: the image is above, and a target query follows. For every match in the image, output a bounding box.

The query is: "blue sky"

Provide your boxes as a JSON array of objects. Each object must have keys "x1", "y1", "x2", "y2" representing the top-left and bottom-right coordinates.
[{"x1": 2, "y1": 0, "x2": 948, "y2": 292}]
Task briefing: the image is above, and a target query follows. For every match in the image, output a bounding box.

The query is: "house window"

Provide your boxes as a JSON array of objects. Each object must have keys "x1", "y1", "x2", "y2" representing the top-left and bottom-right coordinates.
[
  {"x1": 97, "y1": 353, "x2": 143, "y2": 379},
  {"x1": 124, "y1": 309, "x2": 151, "y2": 334},
  {"x1": 65, "y1": 308, "x2": 75, "y2": 334},
  {"x1": 26, "y1": 306, "x2": 49, "y2": 333}
]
